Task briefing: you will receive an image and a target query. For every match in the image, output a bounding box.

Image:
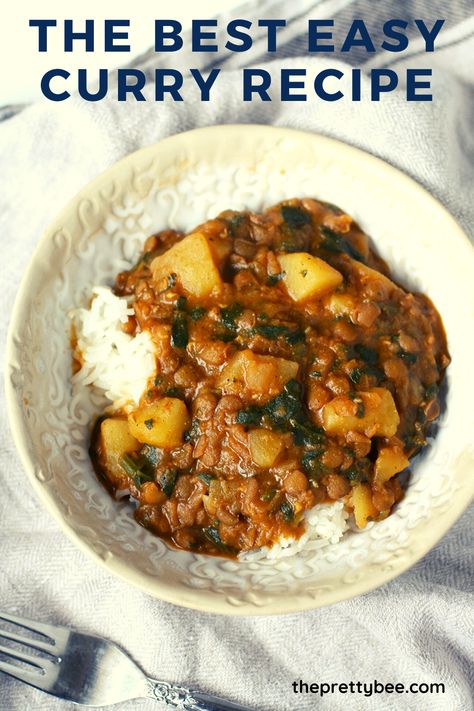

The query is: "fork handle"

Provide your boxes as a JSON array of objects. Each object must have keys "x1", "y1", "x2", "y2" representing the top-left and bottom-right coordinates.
[{"x1": 148, "y1": 679, "x2": 256, "y2": 711}]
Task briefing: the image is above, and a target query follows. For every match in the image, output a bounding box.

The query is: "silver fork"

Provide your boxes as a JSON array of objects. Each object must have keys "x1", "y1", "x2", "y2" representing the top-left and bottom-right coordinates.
[{"x1": 0, "y1": 611, "x2": 257, "y2": 709}]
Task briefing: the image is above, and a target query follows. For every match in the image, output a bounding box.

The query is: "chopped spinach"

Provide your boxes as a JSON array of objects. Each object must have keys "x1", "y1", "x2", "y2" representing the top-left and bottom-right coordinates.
[
  {"x1": 343, "y1": 458, "x2": 370, "y2": 483},
  {"x1": 220, "y1": 303, "x2": 243, "y2": 332},
  {"x1": 417, "y1": 407, "x2": 427, "y2": 425},
  {"x1": 350, "y1": 364, "x2": 384, "y2": 384},
  {"x1": 381, "y1": 303, "x2": 399, "y2": 317},
  {"x1": 253, "y1": 324, "x2": 289, "y2": 339},
  {"x1": 349, "y1": 367, "x2": 364, "y2": 384},
  {"x1": 425, "y1": 383, "x2": 438, "y2": 399},
  {"x1": 171, "y1": 312, "x2": 188, "y2": 349},
  {"x1": 227, "y1": 213, "x2": 245, "y2": 236},
  {"x1": 355, "y1": 400, "x2": 365, "y2": 418},
  {"x1": 403, "y1": 430, "x2": 426, "y2": 453},
  {"x1": 202, "y1": 525, "x2": 235, "y2": 553},
  {"x1": 144, "y1": 418, "x2": 154, "y2": 430},
  {"x1": 281, "y1": 205, "x2": 311, "y2": 229},
  {"x1": 176, "y1": 295, "x2": 187, "y2": 311},
  {"x1": 261, "y1": 488, "x2": 277, "y2": 502},
  {"x1": 167, "y1": 272, "x2": 177, "y2": 288},
  {"x1": 280, "y1": 240, "x2": 303, "y2": 253},
  {"x1": 280, "y1": 500, "x2": 295, "y2": 522},
  {"x1": 283, "y1": 379, "x2": 302, "y2": 397},
  {"x1": 352, "y1": 343, "x2": 379, "y2": 365},
  {"x1": 265, "y1": 380, "x2": 304, "y2": 427},
  {"x1": 363, "y1": 365, "x2": 384, "y2": 381},
  {"x1": 197, "y1": 472, "x2": 215, "y2": 486},
  {"x1": 236, "y1": 380, "x2": 327, "y2": 456},
  {"x1": 165, "y1": 387, "x2": 184, "y2": 399},
  {"x1": 188, "y1": 306, "x2": 206, "y2": 321},
  {"x1": 140, "y1": 444, "x2": 161, "y2": 468},
  {"x1": 140, "y1": 250, "x2": 152, "y2": 265},
  {"x1": 398, "y1": 349, "x2": 418, "y2": 365},
  {"x1": 119, "y1": 453, "x2": 143, "y2": 478},
  {"x1": 264, "y1": 380, "x2": 327, "y2": 452},
  {"x1": 159, "y1": 469, "x2": 178, "y2": 498},
  {"x1": 319, "y1": 225, "x2": 364, "y2": 262},
  {"x1": 252, "y1": 323, "x2": 305, "y2": 344},
  {"x1": 184, "y1": 418, "x2": 200, "y2": 443},
  {"x1": 267, "y1": 271, "x2": 285, "y2": 286},
  {"x1": 291, "y1": 419, "x2": 325, "y2": 447},
  {"x1": 235, "y1": 405, "x2": 263, "y2": 426},
  {"x1": 119, "y1": 453, "x2": 155, "y2": 488},
  {"x1": 301, "y1": 450, "x2": 326, "y2": 479},
  {"x1": 285, "y1": 329, "x2": 305, "y2": 344}
]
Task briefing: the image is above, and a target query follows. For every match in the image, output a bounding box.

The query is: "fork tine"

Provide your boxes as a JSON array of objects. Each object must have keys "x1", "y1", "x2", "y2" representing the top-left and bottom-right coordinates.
[
  {"x1": 0, "y1": 642, "x2": 47, "y2": 669},
  {"x1": 0, "y1": 612, "x2": 64, "y2": 642},
  {"x1": 0, "y1": 628, "x2": 57, "y2": 655},
  {"x1": 0, "y1": 658, "x2": 47, "y2": 691}
]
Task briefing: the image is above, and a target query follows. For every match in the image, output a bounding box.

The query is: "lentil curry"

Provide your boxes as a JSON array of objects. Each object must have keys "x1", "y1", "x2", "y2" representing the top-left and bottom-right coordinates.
[{"x1": 90, "y1": 198, "x2": 449, "y2": 557}]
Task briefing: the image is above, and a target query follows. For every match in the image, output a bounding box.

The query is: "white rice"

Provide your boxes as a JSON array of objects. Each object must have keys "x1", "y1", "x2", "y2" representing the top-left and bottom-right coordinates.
[
  {"x1": 240, "y1": 501, "x2": 349, "y2": 561},
  {"x1": 71, "y1": 287, "x2": 156, "y2": 410},
  {"x1": 73, "y1": 286, "x2": 350, "y2": 559}
]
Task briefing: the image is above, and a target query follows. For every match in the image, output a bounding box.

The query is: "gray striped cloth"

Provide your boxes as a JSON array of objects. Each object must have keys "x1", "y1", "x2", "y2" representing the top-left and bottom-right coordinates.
[{"x1": 0, "y1": 2, "x2": 473, "y2": 710}]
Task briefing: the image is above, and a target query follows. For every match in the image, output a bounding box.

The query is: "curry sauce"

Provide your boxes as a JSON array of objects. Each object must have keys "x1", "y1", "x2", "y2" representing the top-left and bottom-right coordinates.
[{"x1": 89, "y1": 198, "x2": 449, "y2": 556}]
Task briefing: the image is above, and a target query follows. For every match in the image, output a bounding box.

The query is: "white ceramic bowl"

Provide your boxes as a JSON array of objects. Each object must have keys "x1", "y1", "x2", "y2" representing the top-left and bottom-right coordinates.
[{"x1": 6, "y1": 125, "x2": 474, "y2": 615}]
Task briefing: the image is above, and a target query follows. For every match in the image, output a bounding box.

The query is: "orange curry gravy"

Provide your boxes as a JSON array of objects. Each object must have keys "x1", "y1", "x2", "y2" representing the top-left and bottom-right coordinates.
[{"x1": 90, "y1": 198, "x2": 449, "y2": 557}]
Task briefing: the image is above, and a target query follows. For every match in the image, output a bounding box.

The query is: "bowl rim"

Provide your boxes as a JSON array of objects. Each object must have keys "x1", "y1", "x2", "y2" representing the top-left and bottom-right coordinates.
[{"x1": 5, "y1": 123, "x2": 474, "y2": 615}]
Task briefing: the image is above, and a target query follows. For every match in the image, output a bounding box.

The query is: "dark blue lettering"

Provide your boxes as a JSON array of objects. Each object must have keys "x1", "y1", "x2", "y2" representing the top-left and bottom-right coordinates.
[
  {"x1": 414, "y1": 19, "x2": 445, "y2": 51},
  {"x1": 341, "y1": 20, "x2": 375, "y2": 53},
  {"x1": 281, "y1": 69, "x2": 306, "y2": 101},
  {"x1": 314, "y1": 69, "x2": 343, "y2": 101},
  {"x1": 78, "y1": 68, "x2": 108, "y2": 100},
  {"x1": 243, "y1": 69, "x2": 271, "y2": 101},
  {"x1": 64, "y1": 19, "x2": 94, "y2": 52},
  {"x1": 190, "y1": 68, "x2": 220, "y2": 100},
  {"x1": 352, "y1": 68, "x2": 361, "y2": 101},
  {"x1": 154, "y1": 21, "x2": 183, "y2": 52},
  {"x1": 371, "y1": 69, "x2": 398, "y2": 100},
  {"x1": 118, "y1": 69, "x2": 146, "y2": 101},
  {"x1": 41, "y1": 68, "x2": 70, "y2": 101},
  {"x1": 382, "y1": 20, "x2": 409, "y2": 51},
  {"x1": 407, "y1": 69, "x2": 432, "y2": 101},
  {"x1": 105, "y1": 20, "x2": 130, "y2": 52},
  {"x1": 155, "y1": 69, "x2": 184, "y2": 100},
  {"x1": 226, "y1": 20, "x2": 252, "y2": 51},
  {"x1": 192, "y1": 20, "x2": 218, "y2": 52},
  {"x1": 258, "y1": 19, "x2": 286, "y2": 51},
  {"x1": 308, "y1": 20, "x2": 334, "y2": 52},
  {"x1": 29, "y1": 20, "x2": 57, "y2": 52}
]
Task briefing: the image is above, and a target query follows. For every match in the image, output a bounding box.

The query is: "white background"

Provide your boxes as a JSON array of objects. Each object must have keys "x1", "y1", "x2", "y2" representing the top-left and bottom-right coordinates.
[{"x1": 1, "y1": 1, "x2": 240, "y2": 105}]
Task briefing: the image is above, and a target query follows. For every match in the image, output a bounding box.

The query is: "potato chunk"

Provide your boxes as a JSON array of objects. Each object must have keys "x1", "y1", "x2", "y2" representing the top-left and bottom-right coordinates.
[
  {"x1": 322, "y1": 387, "x2": 400, "y2": 438},
  {"x1": 278, "y1": 252, "x2": 343, "y2": 302},
  {"x1": 350, "y1": 260, "x2": 399, "y2": 299},
  {"x1": 352, "y1": 483, "x2": 377, "y2": 528},
  {"x1": 207, "y1": 234, "x2": 232, "y2": 264},
  {"x1": 128, "y1": 398, "x2": 190, "y2": 448},
  {"x1": 325, "y1": 292, "x2": 355, "y2": 318},
  {"x1": 249, "y1": 429, "x2": 285, "y2": 468},
  {"x1": 99, "y1": 418, "x2": 139, "y2": 484},
  {"x1": 374, "y1": 447, "x2": 409, "y2": 485},
  {"x1": 217, "y1": 349, "x2": 299, "y2": 401},
  {"x1": 151, "y1": 232, "x2": 222, "y2": 298}
]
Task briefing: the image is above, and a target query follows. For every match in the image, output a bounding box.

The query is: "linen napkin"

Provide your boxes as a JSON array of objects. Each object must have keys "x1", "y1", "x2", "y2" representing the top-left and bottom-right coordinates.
[{"x1": 1, "y1": 1, "x2": 473, "y2": 709}]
